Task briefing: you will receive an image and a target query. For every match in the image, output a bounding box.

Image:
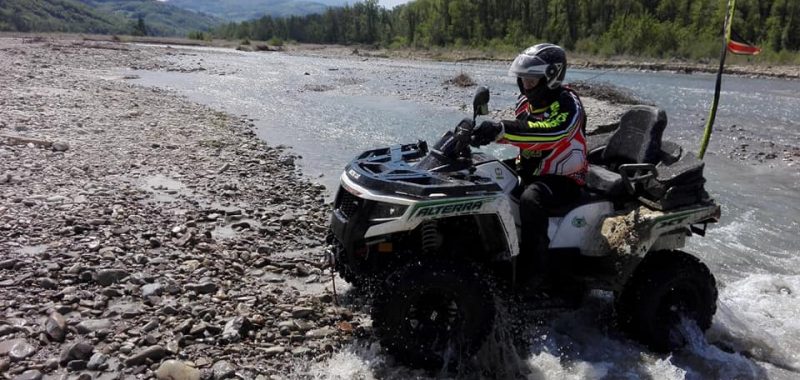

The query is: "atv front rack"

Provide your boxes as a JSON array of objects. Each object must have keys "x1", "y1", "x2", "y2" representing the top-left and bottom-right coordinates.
[{"x1": 345, "y1": 141, "x2": 502, "y2": 198}]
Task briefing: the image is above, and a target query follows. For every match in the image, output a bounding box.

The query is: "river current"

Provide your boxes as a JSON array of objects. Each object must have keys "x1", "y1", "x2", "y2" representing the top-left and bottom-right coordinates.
[{"x1": 130, "y1": 46, "x2": 800, "y2": 379}]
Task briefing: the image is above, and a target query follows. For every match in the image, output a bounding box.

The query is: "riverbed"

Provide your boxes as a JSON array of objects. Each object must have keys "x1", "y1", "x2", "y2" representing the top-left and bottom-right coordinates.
[{"x1": 128, "y1": 45, "x2": 800, "y2": 379}]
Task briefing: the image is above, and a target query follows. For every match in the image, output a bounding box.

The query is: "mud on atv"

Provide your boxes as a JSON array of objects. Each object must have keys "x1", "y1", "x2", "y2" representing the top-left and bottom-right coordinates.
[{"x1": 325, "y1": 87, "x2": 720, "y2": 369}]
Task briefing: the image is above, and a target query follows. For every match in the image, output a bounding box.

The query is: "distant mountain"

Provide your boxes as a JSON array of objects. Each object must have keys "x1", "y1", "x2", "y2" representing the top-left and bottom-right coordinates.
[
  {"x1": 165, "y1": 0, "x2": 349, "y2": 21},
  {"x1": 0, "y1": 0, "x2": 129, "y2": 34},
  {"x1": 78, "y1": 0, "x2": 223, "y2": 35},
  {"x1": 0, "y1": 0, "x2": 222, "y2": 36}
]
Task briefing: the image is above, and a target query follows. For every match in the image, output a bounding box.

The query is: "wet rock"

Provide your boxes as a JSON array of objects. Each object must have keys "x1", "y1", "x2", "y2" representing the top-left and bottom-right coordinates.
[
  {"x1": 45, "y1": 312, "x2": 67, "y2": 341},
  {"x1": 156, "y1": 360, "x2": 201, "y2": 380},
  {"x1": 94, "y1": 269, "x2": 129, "y2": 286},
  {"x1": 9, "y1": 341, "x2": 36, "y2": 361},
  {"x1": 211, "y1": 360, "x2": 235, "y2": 380},
  {"x1": 124, "y1": 345, "x2": 167, "y2": 367},
  {"x1": 76, "y1": 319, "x2": 112, "y2": 334},
  {"x1": 60, "y1": 342, "x2": 93, "y2": 366},
  {"x1": 12, "y1": 370, "x2": 43, "y2": 380},
  {"x1": 184, "y1": 282, "x2": 217, "y2": 294}
]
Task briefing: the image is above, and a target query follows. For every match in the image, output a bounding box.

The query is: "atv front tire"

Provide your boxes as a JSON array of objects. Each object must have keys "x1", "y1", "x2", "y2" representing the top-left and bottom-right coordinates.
[
  {"x1": 372, "y1": 261, "x2": 496, "y2": 370},
  {"x1": 616, "y1": 250, "x2": 717, "y2": 352}
]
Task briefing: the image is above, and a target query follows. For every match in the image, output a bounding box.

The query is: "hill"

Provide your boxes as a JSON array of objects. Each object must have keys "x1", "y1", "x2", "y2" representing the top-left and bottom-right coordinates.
[
  {"x1": 79, "y1": 0, "x2": 223, "y2": 36},
  {"x1": 0, "y1": 0, "x2": 223, "y2": 36},
  {"x1": 165, "y1": 0, "x2": 348, "y2": 21},
  {"x1": 0, "y1": 0, "x2": 129, "y2": 34}
]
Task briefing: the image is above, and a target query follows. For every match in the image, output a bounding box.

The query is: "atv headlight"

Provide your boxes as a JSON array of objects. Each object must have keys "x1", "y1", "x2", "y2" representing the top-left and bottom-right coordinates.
[{"x1": 369, "y1": 202, "x2": 408, "y2": 222}]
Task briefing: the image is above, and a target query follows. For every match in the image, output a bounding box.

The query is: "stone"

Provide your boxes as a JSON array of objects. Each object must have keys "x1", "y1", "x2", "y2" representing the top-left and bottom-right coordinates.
[
  {"x1": 260, "y1": 346, "x2": 285, "y2": 357},
  {"x1": 124, "y1": 345, "x2": 167, "y2": 367},
  {"x1": 0, "y1": 259, "x2": 18, "y2": 269},
  {"x1": 142, "y1": 283, "x2": 164, "y2": 298},
  {"x1": 12, "y1": 370, "x2": 43, "y2": 380},
  {"x1": 156, "y1": 360, "x2": 201, "y2": 380},
  {"x1": 45, "y1": 312, "x2": 67, "y2": 342},
  {"x1": 52, "y1": 142, "x2": 70, "y2": 152},
  {"x1": 184, "y1": 282, "x2": 217, "y2": 294},
  {"x1": 291, "y1": 307, "x2": 313, "y2": 319},
  {"x1": 60, "y1": 342, "x2": 93, "y2": 366},
  {"x1": 94, "y1": 269, "x2": 129, "y2": 286},
  {"x1": 76, "y1": 319, "x2": 112, "y2": 334},
  {"x1": 87, "y1": 352, "x2": 108, "y2": 370},
  {"x1": 39, "y1": 277, "x2": 58, "y2": 289},
  {"x1": 305, "y1": 327, "x2": 335, "y2": 339},
  {"x1": 211, "y1": 360, "x2": 235, "y2": 380},
  {"x1": 221, "y1": 317, "x2": 246, "y2": 343},
  {"x1": 0, "y1": 339, "x2": 26, "y2": 355},
  {"x1": 9, "y1": 341, "x2": 36, "y2": 361}
]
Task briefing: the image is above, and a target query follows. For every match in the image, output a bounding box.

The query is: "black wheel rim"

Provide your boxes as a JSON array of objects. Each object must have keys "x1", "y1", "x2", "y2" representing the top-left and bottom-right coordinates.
[
  {"x1": 654, "y1": 283, "x2": 702, "y2": 345},
  {"x1": 403, "y1": 288, "x2": 463, "y2": 360}
]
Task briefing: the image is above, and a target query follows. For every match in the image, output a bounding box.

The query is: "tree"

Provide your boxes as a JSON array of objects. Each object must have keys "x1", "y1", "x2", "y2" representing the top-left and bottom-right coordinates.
[{"x1": 133, "y1": 16, "x2": 147, "y2": 36}]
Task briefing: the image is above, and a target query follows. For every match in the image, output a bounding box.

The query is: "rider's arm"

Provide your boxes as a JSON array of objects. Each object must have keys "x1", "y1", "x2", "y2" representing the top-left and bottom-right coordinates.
[{"x1": 498, "y1": 91, "x2": 585, "y2": 150}]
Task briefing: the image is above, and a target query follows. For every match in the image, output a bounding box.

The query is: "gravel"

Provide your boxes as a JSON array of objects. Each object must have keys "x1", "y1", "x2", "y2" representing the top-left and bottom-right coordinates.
[{"x1": 0, "y1": 37, "x2": 355, "y2": 379}]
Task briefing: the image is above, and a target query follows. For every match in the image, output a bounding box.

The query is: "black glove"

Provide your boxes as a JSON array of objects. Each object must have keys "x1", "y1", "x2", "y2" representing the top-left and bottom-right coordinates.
[{"x1": 471, "y1": 120, "x2": 502, "y2": 147}]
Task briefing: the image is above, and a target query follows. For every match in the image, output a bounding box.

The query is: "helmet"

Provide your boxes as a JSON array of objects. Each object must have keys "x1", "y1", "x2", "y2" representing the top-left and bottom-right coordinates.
[{"x1": 508, "y1": 43, "x2": 567, "y2": 90}]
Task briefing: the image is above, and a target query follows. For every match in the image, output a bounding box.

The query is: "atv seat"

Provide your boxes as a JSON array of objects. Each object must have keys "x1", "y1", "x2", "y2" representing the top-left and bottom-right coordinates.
[
  {"x1": 586, "y1": 105, "x2": 667, "y2": 197},
  {"x1": 585, "y1": 105, "x2": 708, "y2": 210}
]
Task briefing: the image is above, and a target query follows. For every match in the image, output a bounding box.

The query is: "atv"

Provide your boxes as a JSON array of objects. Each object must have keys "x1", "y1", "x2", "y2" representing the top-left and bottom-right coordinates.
[{"x1": 326, "y1": 87, "x2": 721, "y2": 369}]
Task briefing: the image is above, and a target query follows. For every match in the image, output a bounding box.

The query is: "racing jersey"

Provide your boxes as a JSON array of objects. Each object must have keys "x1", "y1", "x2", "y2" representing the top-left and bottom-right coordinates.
[{"x1": 498, "y1": 88, "x2": 588, "y2": 185}]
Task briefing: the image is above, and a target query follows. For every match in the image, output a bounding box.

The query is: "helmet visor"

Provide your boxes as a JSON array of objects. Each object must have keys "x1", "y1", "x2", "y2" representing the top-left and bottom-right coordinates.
[{"x1": 508, "y1": 54, "x2": 549, "y2": 78}]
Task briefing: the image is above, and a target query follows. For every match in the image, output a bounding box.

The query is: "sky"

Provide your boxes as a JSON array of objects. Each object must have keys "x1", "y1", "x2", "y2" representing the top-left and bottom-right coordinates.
[{"x1": 378, "y1": 0, "x2": 412, "y2": 8}]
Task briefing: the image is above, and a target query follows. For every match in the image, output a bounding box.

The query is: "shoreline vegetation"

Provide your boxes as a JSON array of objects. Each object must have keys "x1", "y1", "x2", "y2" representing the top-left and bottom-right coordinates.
[{"x1": 4, "y1": 31, "x2": 797, "y2": 80}]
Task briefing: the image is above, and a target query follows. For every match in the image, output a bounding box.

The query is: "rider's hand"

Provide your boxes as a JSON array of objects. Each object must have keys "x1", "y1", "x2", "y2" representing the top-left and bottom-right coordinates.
[{"x1": 471, "y1": 121, "x2": 502, "y2": 147}]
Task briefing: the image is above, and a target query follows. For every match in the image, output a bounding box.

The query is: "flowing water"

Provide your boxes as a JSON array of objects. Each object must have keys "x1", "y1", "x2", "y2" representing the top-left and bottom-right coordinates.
[{"x1": 130, "y1": 46, "x2": 800, "y2": 379}]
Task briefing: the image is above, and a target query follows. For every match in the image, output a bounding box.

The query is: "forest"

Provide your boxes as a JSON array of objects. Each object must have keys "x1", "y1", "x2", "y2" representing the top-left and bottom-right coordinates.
[{"x1": 214, "y1": 0, "x2": 800, "y2": 61}]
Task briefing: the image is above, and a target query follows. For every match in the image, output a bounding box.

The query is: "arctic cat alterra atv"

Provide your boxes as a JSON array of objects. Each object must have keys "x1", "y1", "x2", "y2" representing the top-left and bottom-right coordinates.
[{"x1": 326, "y1": 87, "x2": 721, "y2": 369}]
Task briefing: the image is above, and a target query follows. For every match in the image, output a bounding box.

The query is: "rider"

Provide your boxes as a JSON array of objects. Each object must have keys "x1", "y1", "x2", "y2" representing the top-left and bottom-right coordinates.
[{"x1": 471, "y1": 43, "x2": 588, "y2": 279}]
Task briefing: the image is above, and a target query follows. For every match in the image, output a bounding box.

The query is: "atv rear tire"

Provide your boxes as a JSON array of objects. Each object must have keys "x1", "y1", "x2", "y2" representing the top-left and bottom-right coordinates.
[
  {"x1": 372, "y1": 260, "x2": 496, "y2": 370},
  {"x1": 616, "y1": 250, "x2": 717, "y2": 352}
]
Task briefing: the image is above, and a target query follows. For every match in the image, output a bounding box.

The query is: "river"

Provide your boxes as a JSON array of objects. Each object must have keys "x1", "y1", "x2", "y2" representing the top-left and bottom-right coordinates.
[{"x1": 130, "y1": 45, "x2": 800, "y2": 379}]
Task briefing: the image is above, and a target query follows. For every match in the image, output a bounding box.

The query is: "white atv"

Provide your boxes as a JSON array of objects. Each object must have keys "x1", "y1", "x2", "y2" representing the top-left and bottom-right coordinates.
[{"x1": 326, "y1": 87, "x2": 721, "y2": 369}]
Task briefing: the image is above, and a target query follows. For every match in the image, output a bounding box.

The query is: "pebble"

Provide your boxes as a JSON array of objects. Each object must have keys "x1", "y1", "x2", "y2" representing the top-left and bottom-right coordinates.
[
  {"x1": 156, "y1": 360, "x2": 201, "y2": 380},
  {"x1": 60, "y1": 342, "x2": 93, "y2": 366},
  {"x1": 124, "y1": 345, "x2": 167, "y2": 367},
  {"x1": 76, "y1": 319, "x2": 112, "y2": 334},
  {"x1": 184, "y1": 282, "x2": 218, "y2": 294},
  {"x1": 9, "y1": 341, "x2": 37, "y2": 361},
  {"x1": 12, "y1": 370, "x2": 43, "y2": 380},
  {"x1": 51, "y1": 142, "x2": 70, "y2": 152},
  {"x1": 94, "y1": 269, "x2": 129, "y2": 286},
  {"x1": 44, "y1": 312, "x2": 67, "y2": 342},
  {"x1": 211, "y1": 360, "x2": 235, "y2": 380}
]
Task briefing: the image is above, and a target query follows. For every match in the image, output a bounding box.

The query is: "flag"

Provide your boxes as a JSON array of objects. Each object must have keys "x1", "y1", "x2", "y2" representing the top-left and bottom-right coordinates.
[{"x1": 727, "y1": 30, "x2": 761, "y2": 55}]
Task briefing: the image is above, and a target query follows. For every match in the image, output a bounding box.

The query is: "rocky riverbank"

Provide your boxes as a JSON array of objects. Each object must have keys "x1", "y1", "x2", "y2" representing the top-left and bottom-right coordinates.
[{"x1": 0, "y1": 37, "x2": 360, "y2": 380}]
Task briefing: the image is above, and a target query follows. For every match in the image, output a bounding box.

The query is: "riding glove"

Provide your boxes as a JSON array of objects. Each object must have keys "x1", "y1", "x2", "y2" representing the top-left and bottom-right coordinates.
[{"x1": 471, "y1": 121, "x2": 503, "y2": 147}]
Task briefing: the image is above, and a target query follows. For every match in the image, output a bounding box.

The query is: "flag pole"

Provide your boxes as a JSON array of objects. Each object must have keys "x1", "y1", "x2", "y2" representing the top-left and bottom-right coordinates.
[{"x1": 698, "y1": 0, "x2": 736, "y2": 160}]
